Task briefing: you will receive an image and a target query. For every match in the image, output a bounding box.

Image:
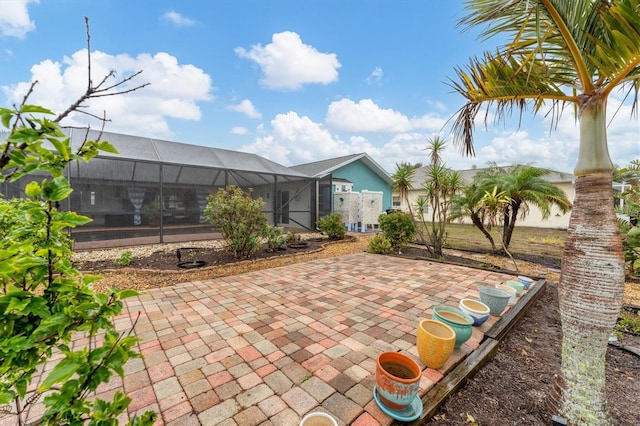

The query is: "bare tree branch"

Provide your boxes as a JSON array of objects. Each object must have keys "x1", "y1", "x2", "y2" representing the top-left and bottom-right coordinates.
[{"x1": 54, "y1": 18, "x2": 149, "y2": 123}]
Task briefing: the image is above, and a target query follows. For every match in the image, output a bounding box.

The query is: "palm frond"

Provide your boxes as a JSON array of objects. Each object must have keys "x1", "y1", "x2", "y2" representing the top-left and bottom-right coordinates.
[{"x1": 451, "y1": 0, "x2": 640, "y2": 156}]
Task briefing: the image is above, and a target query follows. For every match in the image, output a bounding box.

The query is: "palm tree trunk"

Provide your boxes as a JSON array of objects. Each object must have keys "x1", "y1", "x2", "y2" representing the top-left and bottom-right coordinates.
[
  {"x1": 471, "y1": 213, "x2": 496, "y2": 251},
  {"x1": 503, "y1": 203, "x2": 519, "y2": 250},
  {"x1": 557, "y1": 104, "x2": 625, "y2": 425}
]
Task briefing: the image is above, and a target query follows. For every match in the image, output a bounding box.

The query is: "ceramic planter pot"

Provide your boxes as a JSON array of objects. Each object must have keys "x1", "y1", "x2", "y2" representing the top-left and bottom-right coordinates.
[
  {"x1": 375, "y1": 352, "x2": 421, "y2": 411},
  {"x1": 495, "y1": 284, "x2": 517, "y2": 305},
  {"x1": 416, "y1": 319, "x2": 456, "y2": 369},
  {"x1": 458, "y1": 298, "x2": 490, "y2": 326},
  {"x1": 299, "y1": 412, "x2": 338, "y2": 426},
  {"x1": 431, "y1": 306, "x2": 474, "y2": 348},
  {"x1": 478, "y1": 286, "x2": 511, "y2": 316},
  {"x1": 505, "y1": 280, "x2": 524, "y2": 296},
  {"x1": 517, "y1": 275, "x2": 534, "y2": 290}
]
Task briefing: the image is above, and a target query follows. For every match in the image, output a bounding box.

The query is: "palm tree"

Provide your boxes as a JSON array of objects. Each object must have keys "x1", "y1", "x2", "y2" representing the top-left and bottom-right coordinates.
[
  {"x1": 477, "y1": 165, "x2": 572, "y2": 249},
  {"x1": 449, "y1": 183, "x2": 499, "y2": 251},
  {"x1": 449, "y1": 1, "x2": 640, "y2": 424},
  {"x1": 421, "y1": 137, "x2": 466, "y2": 257},
  {"x1": 391, "y1": 163, "x2": 416, "y2": 217}
]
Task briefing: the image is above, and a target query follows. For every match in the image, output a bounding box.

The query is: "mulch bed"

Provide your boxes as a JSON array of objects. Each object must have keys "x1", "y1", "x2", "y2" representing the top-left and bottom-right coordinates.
[{"x1": 75, "y1": 238, "x2": 328, "y2": 272}]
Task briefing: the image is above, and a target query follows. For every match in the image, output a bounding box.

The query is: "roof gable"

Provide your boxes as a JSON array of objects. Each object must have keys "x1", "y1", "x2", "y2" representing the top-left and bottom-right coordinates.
[{"x1": 292, "y1": 153, "x2": 392, "y2": 184}]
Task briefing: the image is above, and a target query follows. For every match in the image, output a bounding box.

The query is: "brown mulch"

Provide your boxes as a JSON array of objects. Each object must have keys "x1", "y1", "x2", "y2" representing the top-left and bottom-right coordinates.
[{"x1": 75, "y1": 233, "x2": 640, "y2": 425}]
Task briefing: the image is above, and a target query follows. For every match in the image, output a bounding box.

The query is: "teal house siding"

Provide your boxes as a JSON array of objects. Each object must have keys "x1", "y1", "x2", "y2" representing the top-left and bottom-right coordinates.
[
  {"x1": 332, "y1": 160, "x2": 392, "y2": 211},
  {"x1": 291, "y1": 153, "x2": 393, "y2": 217}
]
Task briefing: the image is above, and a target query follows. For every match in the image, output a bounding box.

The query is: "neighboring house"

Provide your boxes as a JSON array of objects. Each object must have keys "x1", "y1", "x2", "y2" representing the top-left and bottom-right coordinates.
[
  {"x1": 292, "y1": 153, "x2": 393, "y2": 230},
  {"x1": 395, "y1": 165, "x2": 576, "y2": 229}
]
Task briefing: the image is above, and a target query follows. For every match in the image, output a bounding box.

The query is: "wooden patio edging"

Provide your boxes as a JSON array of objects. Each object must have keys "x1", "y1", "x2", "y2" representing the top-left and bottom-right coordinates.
[{"x1": 400, "y1": 279, "x2": 548, "y2": 425}]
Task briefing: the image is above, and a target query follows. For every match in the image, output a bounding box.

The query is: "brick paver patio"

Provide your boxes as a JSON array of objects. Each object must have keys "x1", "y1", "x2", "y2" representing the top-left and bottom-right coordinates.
[{"x1": 8, "y1": 252, "x2": 526, "y2": 426}]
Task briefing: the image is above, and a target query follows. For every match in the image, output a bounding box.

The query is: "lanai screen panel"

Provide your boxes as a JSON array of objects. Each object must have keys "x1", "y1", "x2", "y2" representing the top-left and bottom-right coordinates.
[{"x1": 3, "y1": 128, "x2": 317, "y2": 248}]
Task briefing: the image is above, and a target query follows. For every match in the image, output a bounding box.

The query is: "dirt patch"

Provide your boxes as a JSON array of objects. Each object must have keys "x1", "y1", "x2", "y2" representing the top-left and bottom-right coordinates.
[
  {"x1": 425, "y1": 282, "x2": 640, "y2": 426},
  {"x1": 74, "y1": 234, "x2": 640, "y2": 425}
]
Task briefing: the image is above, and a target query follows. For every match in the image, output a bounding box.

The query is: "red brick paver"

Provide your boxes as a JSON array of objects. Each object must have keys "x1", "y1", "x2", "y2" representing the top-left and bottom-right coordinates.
[{"x1": 4, "y1": 252, "x2": 531, "y2": 426}]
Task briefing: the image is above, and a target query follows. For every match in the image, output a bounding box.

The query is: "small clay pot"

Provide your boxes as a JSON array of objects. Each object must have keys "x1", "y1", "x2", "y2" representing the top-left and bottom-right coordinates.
[{"x1": 375, "y1": 351, "x2": 421, "y2": 411}]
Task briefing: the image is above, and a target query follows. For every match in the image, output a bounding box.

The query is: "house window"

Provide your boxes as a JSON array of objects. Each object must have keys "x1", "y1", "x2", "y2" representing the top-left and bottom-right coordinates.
[{"x1": 392, "y1": 196, "x2": 401, "y2": 207}]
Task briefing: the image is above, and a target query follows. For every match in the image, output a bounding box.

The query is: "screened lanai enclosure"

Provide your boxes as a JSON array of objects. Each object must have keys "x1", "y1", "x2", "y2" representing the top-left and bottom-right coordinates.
[{"x1": 1, "y1": 128, "x2": 332, "y2": 249}]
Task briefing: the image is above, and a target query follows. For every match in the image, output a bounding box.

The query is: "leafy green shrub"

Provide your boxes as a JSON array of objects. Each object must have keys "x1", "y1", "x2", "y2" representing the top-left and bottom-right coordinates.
[
  {"x1": 317, "y1": 212, "x2": 346, "y2": 240},
  {"x1": 379, "y1": 211, "x2": 416, "y2": 252},
  {"x1": 263, "y1": 225, "x2": 288, "y2": 252},
  {"x1": 0, "y1": 105, "x2": 155, "y2": 425},
  {"x1": 616, "y1": 308, "x2": 640, "y2": 334},
  {"x1": 204, "y1": 185, "x2": 267, "y2": 258},
  {"x1": 114, "y1": 250, "x2": 133, "y2": 266},
  {"x1": 368, "y1": 234, "x2": 393, "y2": 254}
]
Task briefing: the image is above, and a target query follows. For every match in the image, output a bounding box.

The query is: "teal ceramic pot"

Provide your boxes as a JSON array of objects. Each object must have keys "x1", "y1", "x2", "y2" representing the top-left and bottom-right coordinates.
[
  {"x1": 505, "y1": 280, "x2": 524, "y2": 296},
  {"x1": 431, "y1": 306, "x2": 474, "y2": 348},
  {"x1": 478, "y1": 286, "x2": 511, "y2": 316}
]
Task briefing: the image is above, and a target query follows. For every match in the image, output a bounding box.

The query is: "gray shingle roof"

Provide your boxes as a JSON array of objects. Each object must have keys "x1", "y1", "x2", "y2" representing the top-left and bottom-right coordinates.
[{"x1": 292, "y1": 153, "x2": 392, "y2": 184}]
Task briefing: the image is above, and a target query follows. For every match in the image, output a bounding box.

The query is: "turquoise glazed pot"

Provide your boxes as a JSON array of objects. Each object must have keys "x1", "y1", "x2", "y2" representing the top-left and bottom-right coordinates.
[{"x1": 431, "y1": 306, "x2": 474, "y2": 349}]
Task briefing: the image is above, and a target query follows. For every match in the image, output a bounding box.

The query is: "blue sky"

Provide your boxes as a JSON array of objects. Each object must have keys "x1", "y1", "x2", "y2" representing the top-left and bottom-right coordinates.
[{"x1": 1, "y1": 0, "x2": 638, "y2": 174}]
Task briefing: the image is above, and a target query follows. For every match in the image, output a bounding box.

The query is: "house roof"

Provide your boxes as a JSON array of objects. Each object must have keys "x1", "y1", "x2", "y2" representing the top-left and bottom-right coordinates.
[
  {"x1": 292, "y1": 153, "x2": 392, "y2": 184},
  {"x1": 61, "y1": 128, "x2": 309, "y2": 178},
  {"x1": 1, "y1": 128, "x2": 310, "y2": 179},
  {"x1": 409, "y1": 164, "x2": 575, "y2": 188}
]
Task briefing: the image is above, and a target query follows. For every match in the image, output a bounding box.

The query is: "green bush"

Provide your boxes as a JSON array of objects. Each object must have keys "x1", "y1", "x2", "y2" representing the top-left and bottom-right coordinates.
[
  {"x1": 0, "y1": 105, "x2": 155, "y2": 425},
  {"x1": 263, "y1": 225, "x2": 288, "y2": 252},
  {"x1": 317, "y1": 212, "x2": 346, "y2": 240},
  {"x1": 368, "y1": 234, "x2": 393, "y2": 254},
  {"x1": 379, "y1": 211, "x2": 416, "y2": 251},
  {"x1": 204, "y1": 185, "x2": 268, "y2": 258},
  {"x1": 114, "y1": 250, "x2": 133, "y2": 266}
]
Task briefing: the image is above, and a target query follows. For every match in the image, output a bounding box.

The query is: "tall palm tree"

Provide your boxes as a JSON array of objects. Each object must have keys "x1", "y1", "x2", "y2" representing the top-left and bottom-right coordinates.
[
  {"x1": 391, "y1": 163, "x2": 416, "y2": 217},
  {"x1": 449, "y1": 1, "x2": 640, "y2": 424},
  {"x1": 478, "y1": 165, "x2": 572, "y2": 249}
]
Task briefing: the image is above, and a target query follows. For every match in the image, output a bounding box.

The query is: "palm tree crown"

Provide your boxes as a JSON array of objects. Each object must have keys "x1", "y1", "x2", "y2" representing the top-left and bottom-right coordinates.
[{"x1": 451, "y1": 0, "x2": 640, "y2": 168}]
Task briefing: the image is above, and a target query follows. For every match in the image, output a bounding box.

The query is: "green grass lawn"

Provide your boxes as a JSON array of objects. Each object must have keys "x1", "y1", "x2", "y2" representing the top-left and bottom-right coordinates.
[{"x1": 439, "y1": 223, "x2": 567, "y2": 259}]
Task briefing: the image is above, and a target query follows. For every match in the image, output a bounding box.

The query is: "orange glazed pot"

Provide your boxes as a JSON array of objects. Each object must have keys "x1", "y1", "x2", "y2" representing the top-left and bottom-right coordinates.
[
  {"x1": 416, "y1": 319, "x2": 456, "y2": 369},
  {"x1": 375, "y1": 351, "x2": 421, "y2": 411}
]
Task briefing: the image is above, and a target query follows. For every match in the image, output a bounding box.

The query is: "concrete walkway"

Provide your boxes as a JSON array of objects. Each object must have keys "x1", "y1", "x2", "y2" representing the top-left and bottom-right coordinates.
[{"x1": 12, "y1": 253, "x2": 527, "y2": 425}]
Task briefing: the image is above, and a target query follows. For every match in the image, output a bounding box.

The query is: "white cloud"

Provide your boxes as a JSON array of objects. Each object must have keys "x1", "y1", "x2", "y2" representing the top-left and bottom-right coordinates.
[
  {"x1": 235, "y1": 31, "x2": 341, "y2": 91},
  {"x1": 227, "y1": 99, "x2": 262, "y2": 119},
  {"x1": 0, "y1": 0, "x2": 37, "y2": 38},
  {"x1": 162, "y1": 11, "x2": 196, "y2": 27},
  {"x1": 231, "y1": 126, "x2": 248, "y2": 135},
  {"x1": 326, "y1": 98, "x2": 446, "y2": 133},
  {"x1": 366, "y1": 67, "x2": 383, "y2": 85},
  {"x1": 1, "y1": 49, "x2": 213, "y2": 138},
  {"x1": 240, "y1": 111, "x2": 352, "y2": 165}
]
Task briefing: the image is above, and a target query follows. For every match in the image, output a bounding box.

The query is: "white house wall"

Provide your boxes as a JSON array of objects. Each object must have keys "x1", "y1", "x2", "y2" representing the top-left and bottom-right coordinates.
[{"x1": 398, "y1": 181, "x2": 575, "y2": 230}]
